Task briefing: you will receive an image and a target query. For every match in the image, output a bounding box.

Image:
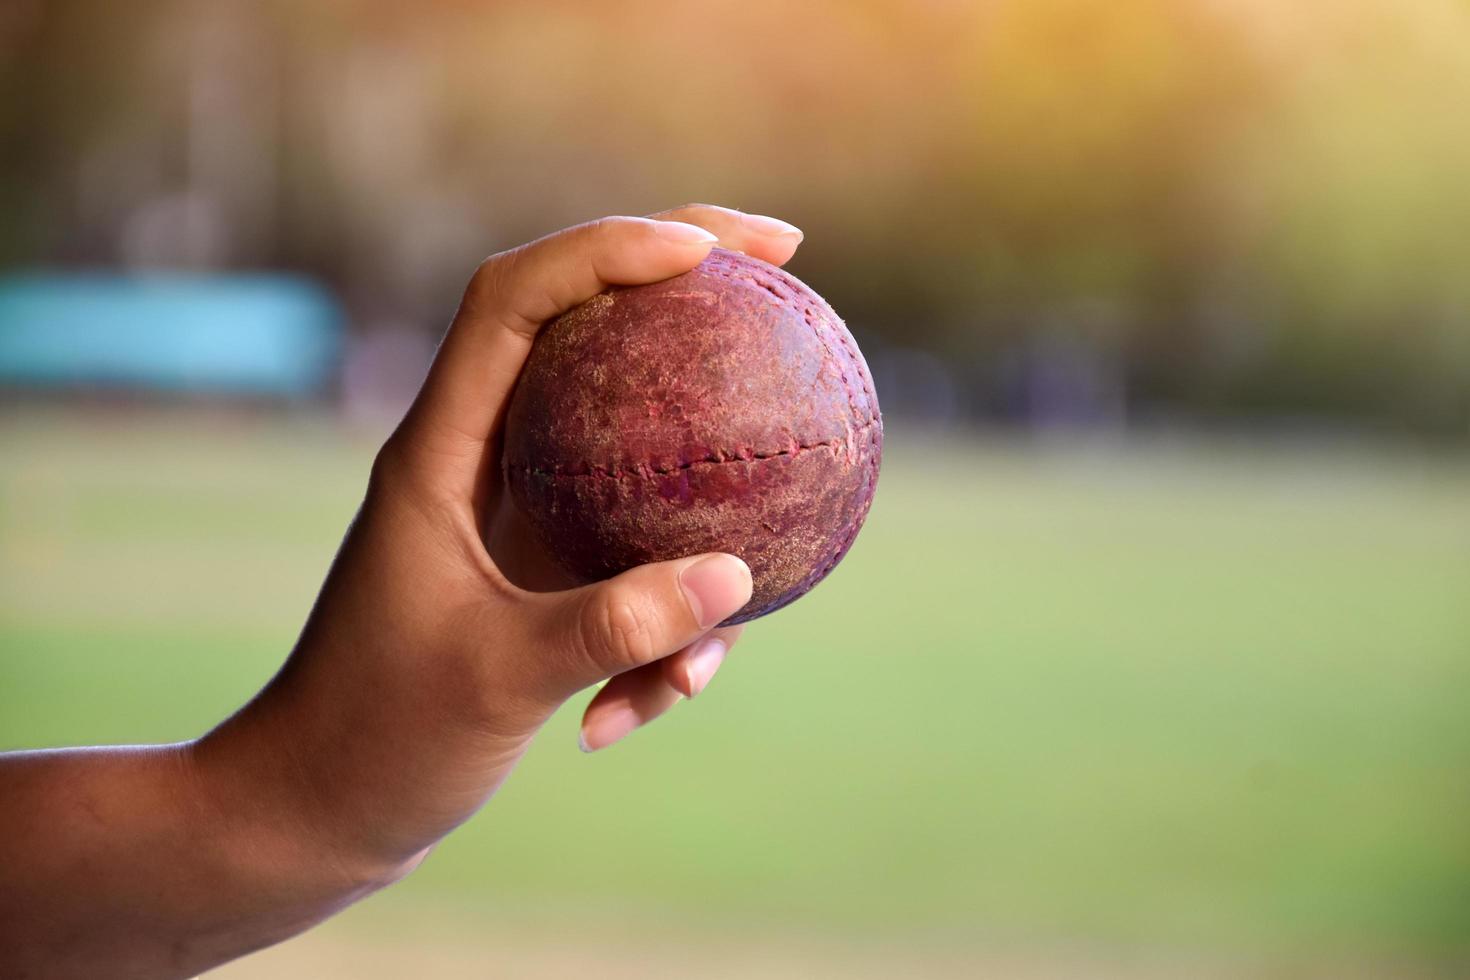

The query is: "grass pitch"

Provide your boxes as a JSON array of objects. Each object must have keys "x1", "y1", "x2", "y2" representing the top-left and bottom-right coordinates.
[{"x1": 2, "y1": 409, "x2": 1467, "y2": 972}]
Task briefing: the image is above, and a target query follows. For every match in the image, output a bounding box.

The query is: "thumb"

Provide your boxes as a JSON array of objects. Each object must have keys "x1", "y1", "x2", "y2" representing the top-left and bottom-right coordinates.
[{"x1": 527, "y1": 553, "x2": 752, "y2": 699}]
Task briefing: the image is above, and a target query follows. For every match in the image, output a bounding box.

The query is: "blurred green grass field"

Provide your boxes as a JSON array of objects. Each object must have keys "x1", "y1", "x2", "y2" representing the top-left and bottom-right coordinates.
[{"x1": 2, "y1": 409, "x2": 1468, "y2": 975}]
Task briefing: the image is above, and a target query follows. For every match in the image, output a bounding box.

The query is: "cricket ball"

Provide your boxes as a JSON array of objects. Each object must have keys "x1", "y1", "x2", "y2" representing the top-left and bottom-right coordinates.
[{"x1": 502, "y1": 248, "x2": 882, "y2": 624}]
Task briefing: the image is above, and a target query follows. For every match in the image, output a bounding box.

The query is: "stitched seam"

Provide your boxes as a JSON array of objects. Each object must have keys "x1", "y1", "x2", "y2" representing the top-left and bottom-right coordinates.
[
  {"x1": 738, "y1": 422, "x2": 882, "y2": 620},
  {"x1": 700, "y1": 258, "x2": 872, "y2": 426},
  {"x1": 789, "y1": 427, "x2": 881, "y2": 592},
  {"x1": 510, "y1": 416, "x2": 879, "y2": 479},
  {"x1": 802, "y1": 304, "x2": 864, "y2": 423},
  {"x1": 812, "y1": 428, "x2": 881, "y2": 578}
]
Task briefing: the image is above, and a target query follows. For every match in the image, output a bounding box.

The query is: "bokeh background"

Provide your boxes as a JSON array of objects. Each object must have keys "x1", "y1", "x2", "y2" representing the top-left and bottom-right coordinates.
[{"x1": 2, "y1": 1, "x2": 1468, "y2": 976}]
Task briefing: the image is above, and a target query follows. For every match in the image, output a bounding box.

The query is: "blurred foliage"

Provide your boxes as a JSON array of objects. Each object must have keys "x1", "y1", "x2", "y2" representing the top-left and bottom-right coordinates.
[{"x1": 1, "y1": 0, "x2": 1468, "y2": 434}]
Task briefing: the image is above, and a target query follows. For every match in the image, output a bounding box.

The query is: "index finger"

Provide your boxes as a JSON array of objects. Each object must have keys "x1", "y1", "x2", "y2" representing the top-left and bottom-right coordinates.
[
  {"x1": 645, "y1": 203, "x2": 804, "y2": 267},
  {"x1": 392, "y1": 216, "x2": 719, "y2": 492}
]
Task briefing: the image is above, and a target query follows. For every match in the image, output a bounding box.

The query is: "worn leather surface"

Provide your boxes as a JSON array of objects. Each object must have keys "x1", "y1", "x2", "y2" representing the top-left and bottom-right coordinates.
[{"x1": 503, "y1": 248, "x2": 882, "y2": 624}]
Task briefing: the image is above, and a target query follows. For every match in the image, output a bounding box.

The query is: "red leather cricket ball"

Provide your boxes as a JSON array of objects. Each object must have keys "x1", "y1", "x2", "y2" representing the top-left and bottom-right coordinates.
[{"x1": 502, "y1": 248, "x2": 882, "y2": 624}]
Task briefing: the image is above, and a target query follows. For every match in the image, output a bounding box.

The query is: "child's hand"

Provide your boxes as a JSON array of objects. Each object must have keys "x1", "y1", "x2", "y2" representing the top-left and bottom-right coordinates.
[{"x1": 197, "y1": 205, "x2": 805, "y2": 884}]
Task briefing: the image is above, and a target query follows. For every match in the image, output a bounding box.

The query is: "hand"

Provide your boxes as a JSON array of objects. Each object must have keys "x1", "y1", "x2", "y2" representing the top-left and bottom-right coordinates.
[
  {"x1": 197, "y1": 205, "x2": 806, "y2": 881},
  {"x1": 0, "y1": 205, "x2": 807, "y2": 980}
]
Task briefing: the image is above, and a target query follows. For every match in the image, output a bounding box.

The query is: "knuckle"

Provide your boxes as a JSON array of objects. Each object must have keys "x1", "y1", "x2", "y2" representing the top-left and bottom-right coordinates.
[
  {"x1": 367, "y1": 435, "x2": 410, "y2": 499},
  {"x1": 466, "y1": 247, "x2": 542, "y2": 334},
  {"x1": 365, "y1": 432, "x2": 478, "y2": 552},
  {"x1": 581, "y1": 585, "x2": 661, "y2": 671},
  {"x1": 468, "y1": 247, "x2": 520, "y2": 301},
  {"x1": 585, "y1": 215, "x2": 640, "y2": 239}
]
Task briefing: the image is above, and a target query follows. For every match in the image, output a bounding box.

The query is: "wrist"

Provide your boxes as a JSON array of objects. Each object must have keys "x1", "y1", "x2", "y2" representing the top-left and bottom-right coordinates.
[{"x1": 186, "y1": 714, "x2": 421, "y2": 902}]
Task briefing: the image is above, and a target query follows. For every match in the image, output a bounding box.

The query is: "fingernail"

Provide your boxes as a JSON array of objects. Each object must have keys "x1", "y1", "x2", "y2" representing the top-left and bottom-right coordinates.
[
  {"x1": 654, "y1": 221, "x2": 720, "y2": 245},
  {"x1": 679, "y1": 554, "x2": 753, "y2": 629},
  {"x1": 580, "y1": 705, "x2": 639, "y2": 753},
  {"x1": 683, "y1": 636, "x2": 727, "y2": 698},
  {"x1": 740, "y1": 213, "x2": 803, "y2": 239}
]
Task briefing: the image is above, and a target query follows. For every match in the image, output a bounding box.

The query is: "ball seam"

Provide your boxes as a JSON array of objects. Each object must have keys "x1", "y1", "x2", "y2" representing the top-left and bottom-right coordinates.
[
  {"x1": 733, "y1": 421, "x2": 883, "y2": 621},
  {"x1": 507, "y1": 416, "x2": 880, "y2": 479}
]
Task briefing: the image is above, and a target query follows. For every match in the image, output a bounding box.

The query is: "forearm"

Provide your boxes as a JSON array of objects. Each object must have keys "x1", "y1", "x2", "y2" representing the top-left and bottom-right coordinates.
[
  {"x1": 0, "y1": 742, "x2": 402, "y2": 979},
  {"x1": 0, "y1": 496, "x2": 545, "y2": 977}
]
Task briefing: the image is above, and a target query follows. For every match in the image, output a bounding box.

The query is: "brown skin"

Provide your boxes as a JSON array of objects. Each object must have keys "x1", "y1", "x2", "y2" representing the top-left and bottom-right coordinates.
[
  {"x1": 504, "y1": 249, "x2": 882, "y2": 623},
  {"x1": 0, "y1": 206, "x2": 806, "y2": 979}
]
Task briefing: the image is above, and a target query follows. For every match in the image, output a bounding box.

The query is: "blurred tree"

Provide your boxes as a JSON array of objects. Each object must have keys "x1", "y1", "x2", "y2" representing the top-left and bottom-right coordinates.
[{"x1": 0, "y1": 0, "x2": 1465, "y2": 436}]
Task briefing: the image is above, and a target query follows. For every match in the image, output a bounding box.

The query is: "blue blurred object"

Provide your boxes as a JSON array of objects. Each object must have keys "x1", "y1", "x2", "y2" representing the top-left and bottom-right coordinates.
[{"x1": 0, "y1": 273, "x2": 343, "y2": 397}]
